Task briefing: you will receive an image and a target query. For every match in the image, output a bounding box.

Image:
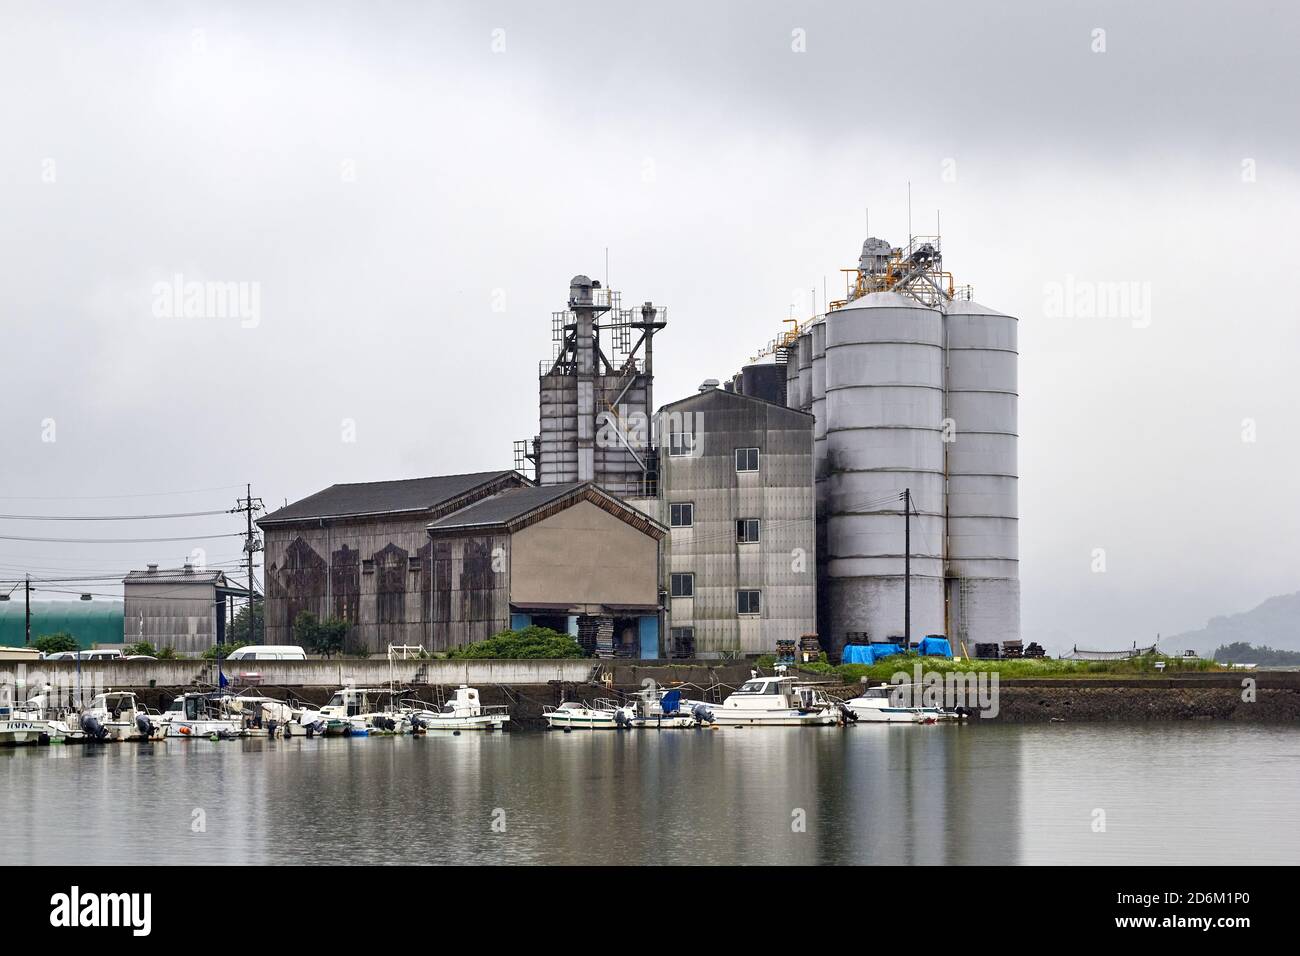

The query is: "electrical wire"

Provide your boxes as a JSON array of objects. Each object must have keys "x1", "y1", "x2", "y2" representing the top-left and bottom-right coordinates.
[
  {"x1": 0, "y1": 509, "x2": 231, "y2": 521},
  {"x1": 0, "y1": 532, "x2": 245, "y2": 544},
  {"x1": 0, "y1": 484, "x2": 245, "y2": 501}
]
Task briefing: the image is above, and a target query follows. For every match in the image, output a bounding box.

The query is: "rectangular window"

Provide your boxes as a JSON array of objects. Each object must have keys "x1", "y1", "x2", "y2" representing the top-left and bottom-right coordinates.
[
  {"x1": 670, "y1": 627, "x2": 696, "y2": 659},
  {"x1": 737, "y1": 589, "x2": 761, "y2": 615},
  {"x1": 668, "y1": 432, "x2": 696, "y2": 457},
  {"x1": 737, "y1": 518, "x2": 760, "y2": 543},
  {"x1": 670, "y1": 503, "x2": 694, "y2": 528},
  {"x1": 735, "y1": 447, "x2": 760, "y2": 472},
  {"x1": 670, "y1": 573, "x2": 695, "y2": 598}
]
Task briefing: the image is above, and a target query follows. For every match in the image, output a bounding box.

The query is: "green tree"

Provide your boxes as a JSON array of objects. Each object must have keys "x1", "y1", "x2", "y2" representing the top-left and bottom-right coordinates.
[
  {"x1": 226, "y1": 599, "x2": 264, "y2": 645},
  {"x1": 293, "y1": 611, "x2": 349, "y2": 657},
  {"x1": 449, "y1": 625, "x2": 585, "y2": 659},
  {"x1": 33, "y1": 632, "x2": 79, "y2": 654}
]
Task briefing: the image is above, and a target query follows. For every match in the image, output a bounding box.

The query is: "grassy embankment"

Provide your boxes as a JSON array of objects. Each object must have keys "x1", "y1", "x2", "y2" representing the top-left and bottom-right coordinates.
[{"x1": 759, "y1": 652, "x2": 1224, "y2": 685}]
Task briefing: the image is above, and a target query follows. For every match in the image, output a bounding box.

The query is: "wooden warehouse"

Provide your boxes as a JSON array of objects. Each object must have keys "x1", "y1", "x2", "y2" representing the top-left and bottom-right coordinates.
[{"x1": 259, "y1": 471, "x2": 665, "y2": 655}]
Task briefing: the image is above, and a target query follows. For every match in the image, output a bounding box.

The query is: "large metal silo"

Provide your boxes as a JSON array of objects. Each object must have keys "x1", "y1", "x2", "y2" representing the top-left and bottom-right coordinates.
[
  {"x1": 796, "y1": 332, "x2": 813, "y2": 414},
  {"x1": 943, "y1": 298, "x2": 1019, "y2": 646},
  {"x1": 809, "y1": 319, "x2": 828, "y2": 486},
  {"x1": 824, "y1": 291, "x2": 945, "y2": 650},
  {"x1": 784, "y1": 347, "x2": 802, "y2": 410}
]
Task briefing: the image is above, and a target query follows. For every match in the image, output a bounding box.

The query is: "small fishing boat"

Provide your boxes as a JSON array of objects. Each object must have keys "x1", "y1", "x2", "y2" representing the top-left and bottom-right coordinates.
[
  {"x1": 625, "y1": 687, "x2": 714, "y2": 729},
  {"x1": 159, "y1": 693, "x2": 243, "y2": 739},
  {"x1": 79, "y1": 691, "x2": 165, "y2": 741},
  {"x1": 542, "y1": 699, "x2": 632, "y2": 730},
  {"x1": 0, "y1": 695, "x2": 77, "y2": 745},
  {"x1": 319, "y1": 687, "x2": 410, "y2": 736},
  {"x1": 401, "y1": 685, "x2": 510, "y2": 732},
  {"x1": 711, "y1": 671, "x2": 842, "y2": 727},
  {"x1": 220, "y1": 694, "x2": 295, "y2": 737},
  {"x1": 843, "y1": 683, "x2": 966, "y2": 724}
]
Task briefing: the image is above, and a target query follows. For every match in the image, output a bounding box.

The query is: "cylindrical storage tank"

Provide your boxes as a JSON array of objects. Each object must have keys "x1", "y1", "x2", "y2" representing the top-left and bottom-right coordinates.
[
  {"x1": 740, "y1": 362, "x2": 787, "y2": 406},
  {"x1": 824, "y1": 291, "x2": 945, "y2": 651},
  {"x1": 943, "y1": 299, "x2": 1019, "y2": 645},
  {"x1": 809, "y1": 319, "x2": 828, "y2": 486},
  {"x1": 796, "y1": 332, "x2": 813, "y2": 413},
  {"x1": 784, "y1": 349, "x2": 801, "y2": 409}
]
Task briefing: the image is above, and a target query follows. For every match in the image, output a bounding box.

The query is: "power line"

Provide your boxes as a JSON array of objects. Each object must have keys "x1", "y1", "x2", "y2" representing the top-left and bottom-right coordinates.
[
  {"x1": 0, "y1": 509, "x2": 231, "y2": 521},
  {"x1": 0, "y1": 484, "x2": 245, "y2": 501},
  {"x1": 0, "y1": 530, "x2": 244, "y2": 546}
]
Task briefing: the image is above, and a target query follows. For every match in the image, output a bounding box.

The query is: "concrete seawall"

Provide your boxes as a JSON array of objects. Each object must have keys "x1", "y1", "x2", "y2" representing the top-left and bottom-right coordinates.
[{"x1": 6, "y1": 660, "x2": 1297, "y2": 724}]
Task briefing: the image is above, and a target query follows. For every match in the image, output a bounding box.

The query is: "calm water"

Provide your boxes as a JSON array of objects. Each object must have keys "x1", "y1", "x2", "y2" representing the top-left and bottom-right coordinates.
[{"x1": 2, "y1": 723, "x2": 1296, "y2": 865}]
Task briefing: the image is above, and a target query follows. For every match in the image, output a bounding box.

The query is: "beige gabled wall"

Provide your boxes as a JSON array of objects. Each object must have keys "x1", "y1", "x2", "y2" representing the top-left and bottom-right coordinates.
[{"x1": 510, "y1": 500, "x2": 658, "y2": 607}]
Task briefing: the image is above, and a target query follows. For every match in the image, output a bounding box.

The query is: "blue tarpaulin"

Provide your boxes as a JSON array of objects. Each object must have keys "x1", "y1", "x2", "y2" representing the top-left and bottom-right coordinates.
[
  {"x1": 840, "y1": 644, "x2": 903, "y2": 665},
  {"x1": 917, "y1": 636, "x2": 953, "y2": 657}
]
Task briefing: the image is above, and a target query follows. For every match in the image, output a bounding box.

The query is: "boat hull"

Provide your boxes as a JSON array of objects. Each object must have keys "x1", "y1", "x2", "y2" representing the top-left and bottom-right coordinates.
[
  {"x1": 712, "y1": 712, "x2": 842, "y2": 727},
  {"x1": 0, "y1": 719, "x2": 60, "y2": 745}
]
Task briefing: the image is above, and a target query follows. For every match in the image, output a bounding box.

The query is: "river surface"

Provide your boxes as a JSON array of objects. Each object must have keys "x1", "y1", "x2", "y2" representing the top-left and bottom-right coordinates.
[{"x1": 2, "y1": 723, "x2": 1296, "y2": 865}]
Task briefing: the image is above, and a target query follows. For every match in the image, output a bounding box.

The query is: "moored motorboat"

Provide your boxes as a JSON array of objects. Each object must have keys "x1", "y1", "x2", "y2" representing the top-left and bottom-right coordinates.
[
  {"x1": 0, "y1": 695, "x2": 77, "y2": 745},
  {"x1": 710, "y1": 671, "x2": 842, "y2": 727},
  {"x1": 542, "y1": 699, "x2": 632, "y2": 730},
  {"x1": 843, "y1": 683, "x2": 967, "y2": 724},
  {"x1": 625, "y1": 687, "x2": 714, "y2": 729},
  {"x1": 319, "y1": 687, "x2": 410, "y2": 736},
  {"x1": 80, "y1": 691, "x2": 165, "y2": 741},
  {"x1": 159, "y1": 692, "x2": 243, "y2": 738},
  {"x1": 401, "y1": 685, "x2": 509, "y2": 731}
]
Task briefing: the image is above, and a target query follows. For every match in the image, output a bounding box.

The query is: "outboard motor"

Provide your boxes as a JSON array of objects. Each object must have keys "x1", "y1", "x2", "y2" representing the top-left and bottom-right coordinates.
[
  {"x1": 266, "y1": 719, "x2": 278, "y2": 737},
  {"x1": 409, "y1": 715, "x2": 425, "y2": 733},
  {"x1": 614, "y1": 709, "x2": 631, "y2": 729},
  {"x1": 135, "y1": 713, "x2": 155, "y2": 738},
  {"x1": 691, "y1": 703, "x2": 715, "y2": 725},
  {"x1": 838, "y1": 703, "x2": 859, "y2": 724},
  {"x1": 80, "y1": 713, "x2": 108, "y2": 740}
]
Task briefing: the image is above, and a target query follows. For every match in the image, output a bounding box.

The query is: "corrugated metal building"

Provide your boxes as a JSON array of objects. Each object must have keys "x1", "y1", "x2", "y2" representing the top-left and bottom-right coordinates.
[
  {"x1": 0, "y1": 600, "x2": 123, "y2": 649},
  {"x1": 122, "y1": 565, "x2": 249, "y2": 654},
  {"x1": 656, "y1": 385, "x2": 816, "y2": 656},
  {"x1": 259, "y1": 471, "x2": 666, "y2": 655},
  {"x1": 428, "y1": 481, "x2": 665, "y2": 656},
  {"x1": 258, "y1": 470, "x2": 529, "y2": 651}
]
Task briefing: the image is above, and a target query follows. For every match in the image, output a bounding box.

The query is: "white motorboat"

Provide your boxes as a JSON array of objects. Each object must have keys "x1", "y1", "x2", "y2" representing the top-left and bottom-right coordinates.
[
  {"x1": 711, "y1": 671, "x2": 842, "y2": 727},
  {"x1": 626, "y1": 687, "x2": 714, "y2": 729},
  {"x1": 543, "y1": 699, "x2": 632, "y2": 730},
  {"x1": 79, "y1": 691, "x2": 165, "y2": 741},
  {"x1": 220, "y1": 694, "x2": 296, "y2": 737},
  {"x1": 159, "y1": 693, "x2": 243, "y2": 738},
  {"x1": 319, "y1": 687, "x2": 410, "y2": 736},
  {"x1": 401, "y1": 685, "x2": 510, "y2": 731},
  {"x1": 0, "y1": 695, "x2": 77, "y2": 745},
  {"x1": 843, "y1": 683, "x2": 965, "y2": 724}
]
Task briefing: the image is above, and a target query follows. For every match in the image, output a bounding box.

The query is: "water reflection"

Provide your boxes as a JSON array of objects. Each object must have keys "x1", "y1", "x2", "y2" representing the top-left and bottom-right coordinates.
[{"x1": 2, "y1": 723, "x2": 1296, "y2": 865}]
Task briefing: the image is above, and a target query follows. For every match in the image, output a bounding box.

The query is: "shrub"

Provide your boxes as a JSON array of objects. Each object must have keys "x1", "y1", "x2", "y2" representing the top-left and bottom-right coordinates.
[
  {"x1": 123, "y1": 641, "x2": 156, "y2": 657},
  {"x1": 33, "y1": 632, "x2": 78, "y2": 654},
  {"x1": 448, "y1": 625, "x2": 585, "y2": 659}
]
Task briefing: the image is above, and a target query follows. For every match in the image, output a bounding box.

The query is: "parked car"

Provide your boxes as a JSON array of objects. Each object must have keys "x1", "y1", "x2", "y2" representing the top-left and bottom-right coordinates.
[{"x1": 223, "y1": 644, "x2": 307, "y2": 662}]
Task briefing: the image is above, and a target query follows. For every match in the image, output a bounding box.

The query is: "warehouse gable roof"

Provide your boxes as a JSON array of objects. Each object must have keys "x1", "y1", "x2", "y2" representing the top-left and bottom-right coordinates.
[
  {"x1": 658, "y1": 384, "x2": 813, "y2": 420},
  {"x1": 259, "y1": 470, "x2": 525, "y2": 525},
  {"x1": 429, "y1": 481, "x2": 666, "y2": 538}
]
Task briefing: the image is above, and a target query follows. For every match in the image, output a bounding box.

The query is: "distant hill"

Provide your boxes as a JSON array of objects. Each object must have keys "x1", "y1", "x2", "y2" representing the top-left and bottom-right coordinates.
[{"x1": 1164, "y1": 591, "x2": 1300, "y2": 657}]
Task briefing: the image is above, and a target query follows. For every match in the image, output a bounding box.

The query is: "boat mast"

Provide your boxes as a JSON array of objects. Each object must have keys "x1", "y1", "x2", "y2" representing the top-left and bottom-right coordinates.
[{"x1": 903, "y1": 488, "x2": 911, "y2": 650}]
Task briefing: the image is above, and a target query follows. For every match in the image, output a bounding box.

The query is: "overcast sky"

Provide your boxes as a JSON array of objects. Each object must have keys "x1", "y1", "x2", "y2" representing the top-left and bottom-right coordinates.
[{"x1": 2, "y1": 0, "x2": 1297, "y2": 653}]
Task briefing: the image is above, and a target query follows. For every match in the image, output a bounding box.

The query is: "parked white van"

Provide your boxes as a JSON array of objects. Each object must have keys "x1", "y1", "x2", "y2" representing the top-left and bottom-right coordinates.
[{"x1": 224, "y1": 645, "x2": 307, "y2": 661}]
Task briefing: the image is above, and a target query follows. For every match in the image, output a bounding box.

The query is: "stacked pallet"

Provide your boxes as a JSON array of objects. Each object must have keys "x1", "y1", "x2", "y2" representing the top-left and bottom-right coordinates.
[
  {"x1": 1002, "y1": 639, "x2": 1024, "y2": 659},
  {"x1": 974, "y1": 643, "x2": 1001, "y2": 660}
]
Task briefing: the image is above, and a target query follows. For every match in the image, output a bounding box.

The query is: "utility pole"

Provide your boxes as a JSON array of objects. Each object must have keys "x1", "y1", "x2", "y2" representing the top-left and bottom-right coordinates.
[
  {"x1": 24, "y1": 573, "x2": 31, "y2": 646},
  {"x1": 902, "y1": 488, "x2": 911, "y2": 651},
  {"x1": 230, "y1": 484, "x2": 264, "y2": 644}
]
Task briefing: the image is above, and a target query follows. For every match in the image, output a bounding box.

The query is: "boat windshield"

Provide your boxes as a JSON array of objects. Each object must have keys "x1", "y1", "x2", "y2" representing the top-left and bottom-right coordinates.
[
  {"x1": 735, "y1": 681, "x2": 766, "y2": 694},
  {"x1": 326, "y1": 692, "x2": 346, "y2": 708}
]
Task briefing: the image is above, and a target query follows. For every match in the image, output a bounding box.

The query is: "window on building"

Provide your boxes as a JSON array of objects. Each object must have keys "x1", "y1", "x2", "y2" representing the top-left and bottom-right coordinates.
[
  {"x1": 670, "y1": 626, "x2": 695, "y2": 659},
  {"x1": 737, "y1": 518, "x2": 760, "y2": 543},
  {"x1": 735, "y1": 447, "x2": 760, "y2": 472},
  {"x1": 737, "y1": 589, "x2": 761, "y2": 615},
  {"x1": 670, "y1": 573, "x2": 695, "y2": 598},
  {"x1": 670, "y1": 503, "x2": 694, "y2": 528},
  {"x1": 668, "y1": 432, "x2": 696, "y2": 457}
]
